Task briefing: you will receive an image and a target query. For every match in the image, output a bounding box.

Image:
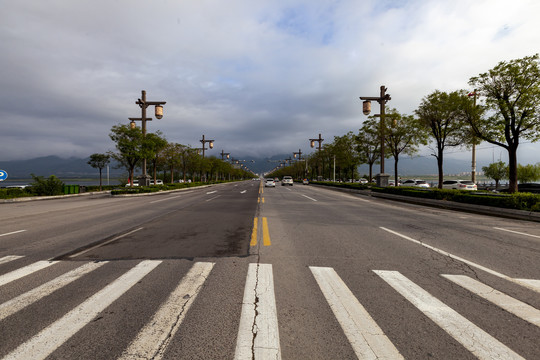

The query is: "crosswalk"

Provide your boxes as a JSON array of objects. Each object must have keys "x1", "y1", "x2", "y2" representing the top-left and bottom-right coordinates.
[{"x1": 0, "y1": 255, "x2": 538, "y2": 359}]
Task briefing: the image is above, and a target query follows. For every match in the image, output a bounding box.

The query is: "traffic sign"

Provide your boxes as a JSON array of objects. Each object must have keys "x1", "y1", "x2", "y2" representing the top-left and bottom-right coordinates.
[{"x1": 0, "y1": 170, "x2": 7, "y2": 181}]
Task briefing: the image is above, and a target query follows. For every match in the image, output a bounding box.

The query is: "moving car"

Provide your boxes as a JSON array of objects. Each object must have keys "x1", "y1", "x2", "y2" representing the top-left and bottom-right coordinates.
[
  {"x1": 442, "y1": 180, "x2": 477, "y2": 190},
  {"x1": 402, "y1": 179, "x2": 430, "y2": 188},
  {"x1": 282, "y1": 176, "x2": 293, "y2": 186},
  {"x1": 302, "y1": 179, "x2": 309, "y2": 185},
  {"x1": 265, "y1": 178, "x2": 276, "y2": 187}
]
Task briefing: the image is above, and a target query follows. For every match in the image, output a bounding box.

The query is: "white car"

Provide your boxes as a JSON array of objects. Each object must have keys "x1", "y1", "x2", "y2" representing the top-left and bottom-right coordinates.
[
  {"x1": 150, "y1": 179, "x2": 164, "y2": 185},
  {"x1": 265, "y1": 178, "x2": 276, "y2": 187},
  {"x1": 402, "y1": 179, "x2": 430, "y2": 188},
  {"x1": 282, "y1": 176, "x2": 293, "y2": 186},
  {"x1": 125, "y1": 180, "x2": 139, "y2": 187},
  {"x1": 442, "y1": 180, "x2": 477, "y2": 190},
  {"x1": 359, "y1": 178, "x2": 368, "y2": 184}
]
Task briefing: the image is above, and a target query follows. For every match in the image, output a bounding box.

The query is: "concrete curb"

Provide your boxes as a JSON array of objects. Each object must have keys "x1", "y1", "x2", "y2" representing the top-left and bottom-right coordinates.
[{"x1": 313, "y1": 185, "x2": 540, "y2": 223}]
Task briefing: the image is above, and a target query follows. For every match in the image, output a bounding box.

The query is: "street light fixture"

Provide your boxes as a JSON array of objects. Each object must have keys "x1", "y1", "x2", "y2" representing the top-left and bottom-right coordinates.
[
  {"x1": 309, "y1": 133, "x2": 324, "y2": 180},
  {"x1": 360, "y1": 85, "x2": 391, "y2": 186},
  {"x1": 128, "y1": 90, "x2": 166, "y2": 186},
  {"x1": 199, "y1": 134, "x2": 214, "y2": 158},
  {"x1": 220, "y1": 150, "x2": 230, "y2": 160}
]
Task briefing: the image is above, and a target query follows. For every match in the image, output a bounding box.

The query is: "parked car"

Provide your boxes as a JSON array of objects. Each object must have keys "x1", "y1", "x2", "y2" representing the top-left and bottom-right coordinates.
[
  {"x1": 402, "y1": 179, "x2": 430, "y2": 188},
  {"x1": 125, "y1": 180, "x2": 139, "y2": 187},
  {"x1": 150, "y1": 179, "x2": 164, "y2": 185},
  {"x1": 358, "y1": 178, "x2": 368, "y2": 184},
  {"x1": 442, "y1": 180, "x2": 477, "y2": 191},
  {"x1": 265, "y1": 178, "x2": 276, "y2": 187},
  {"x1": 282, "y1": 176, "x2": 293, "y2": 186}
]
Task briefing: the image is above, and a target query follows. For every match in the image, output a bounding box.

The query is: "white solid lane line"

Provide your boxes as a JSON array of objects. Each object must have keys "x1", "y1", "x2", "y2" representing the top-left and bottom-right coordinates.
[
  {"x1": 69, "y1": 227, "x2": 144, "y2": 258},
  {"x1": 0, "y1": 255, "x2": 24, "y2": 265},
  {"x1": 206, "y1": 191, "x2": 217, "y2": 194},
  {"x1": 374, "y1": 270, "x2": 524, "y2": 360},
  {"x1": 494, "y1": 227, "x2": 540, "y2": 239},
  {"x1": 301, "y1": 194, "x2": 317, "y2": 202},
  {"x1": 380, "y1": 227, "x2": 540, "y2": 294},
  {"x1": 235, "y1": 263, "x2": 281, "y2": 360},
  {"x1": 0, "y1": 260, "x2": 58, "y2": 287},
  {"x1": 310, "y1": 266, "x2": 403, "y2": 359},
  {"x1": 119, "y1": 262, "x2": 215, "y2": 360},
  {"x1": 0, "y1": 262, "x2": 107, "y2": 321},
  {"x1": 4, "y1": 260, "x2": 162, "y2": 360},
  {"x1": 0, "y1": 230, "x2": 26, "y2": 237},
  {"x1": 442, "y1": 274, "x2": 540, "y2": 327}
]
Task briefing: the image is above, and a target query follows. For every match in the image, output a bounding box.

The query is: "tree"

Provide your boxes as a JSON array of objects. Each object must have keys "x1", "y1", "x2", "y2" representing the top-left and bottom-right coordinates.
[
  {"x1": 356, "y1": 119, "x2": 381, "y2": 182},
  {"x1": 87, "y1": 153, "x2": 110, "y2": 191},
  {"x1": 109, "y1": 124, "x2": 144, "y2": 186},
  {"x1": 467, "y1": 54, "x2": 540, "y2": 193},
  {"x1": 517, "y1": 163, "x2": 540, "y2": 184},
  {"x1": 30, "y1": 174, "x2": 64, "y2": 196},
  {"x1": 482, "y1": 161, "x2": 507, "y2": 190},
  {"x1": 145, "y1": 131, "x2": 168, "y2": 185},
  {"x1": 383, "y1": 109, "x2": 428, "y2": 183},
  {"x1": 162, "y1": 142, "x2": 183, "y2": 183},
  {"x1": 332, "y1": 132, "x2": 360, "y2": 181},
  {"x1": 416, "y1": 90, "x2": 471, "y2": 188}
]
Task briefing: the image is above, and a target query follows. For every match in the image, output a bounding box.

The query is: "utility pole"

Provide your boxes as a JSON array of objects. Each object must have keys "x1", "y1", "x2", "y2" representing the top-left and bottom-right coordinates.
[{"x1": 309, "y1": 133, "x2": 324, "y2": 181}]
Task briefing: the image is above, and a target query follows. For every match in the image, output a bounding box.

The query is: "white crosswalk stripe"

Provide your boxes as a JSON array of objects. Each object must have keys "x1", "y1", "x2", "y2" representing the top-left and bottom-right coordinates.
[
  {"x1": 374, "y1": 270, "x2": 525, "y2": 360},
  {"x1": 1, "y1": 256, "x2": 539, "y2": 359},
  {"x1": 0, "y1": 260, "x2": 58, "y2": 287}
]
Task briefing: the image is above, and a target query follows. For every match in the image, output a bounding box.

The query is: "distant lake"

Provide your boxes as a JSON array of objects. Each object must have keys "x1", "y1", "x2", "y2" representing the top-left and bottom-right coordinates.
[{"x1": 0, "y1": 178, "x2": 122, "y2": 188}]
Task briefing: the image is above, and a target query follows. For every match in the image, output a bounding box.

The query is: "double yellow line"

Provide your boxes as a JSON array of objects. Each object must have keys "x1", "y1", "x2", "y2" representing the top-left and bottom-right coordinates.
[{"x1": 250, "y1": 217, "x2": 271, "y2": 246}]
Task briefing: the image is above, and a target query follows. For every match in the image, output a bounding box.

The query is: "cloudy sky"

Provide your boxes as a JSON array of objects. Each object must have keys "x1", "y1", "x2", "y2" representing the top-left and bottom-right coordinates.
[{"x1": 1, "y1": 0, "x2": 539, "y2": 167}]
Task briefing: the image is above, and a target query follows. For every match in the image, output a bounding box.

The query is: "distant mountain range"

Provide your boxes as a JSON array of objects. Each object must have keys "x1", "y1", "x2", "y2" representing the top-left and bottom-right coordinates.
[{"x1": 0, "y1": 154, "x2": 489, "y2": 179}]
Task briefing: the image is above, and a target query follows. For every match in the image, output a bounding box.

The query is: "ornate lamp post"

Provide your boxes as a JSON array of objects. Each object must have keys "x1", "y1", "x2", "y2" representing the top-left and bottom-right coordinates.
[
  {"x1": 129, "y1": 90, "x2": 166, "y2": 186},
  {"x1": 220, "y1": 150, "x2": 230, "y2": 161},
  {"x1": 199, "y1": 135, "x2": 214, "y2": 158},
  {"x1": 309, "y1": 133, "x2": 324, "y2": 180},
  {"x1": 360, "y1": 85, "x2": 391, "y2": 186}
]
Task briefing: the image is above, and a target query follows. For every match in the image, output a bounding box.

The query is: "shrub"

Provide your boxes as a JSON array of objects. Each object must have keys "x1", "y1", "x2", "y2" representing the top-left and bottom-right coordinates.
[{"x1": 29, "y1": 174, "x2": 64, "y2": 196}]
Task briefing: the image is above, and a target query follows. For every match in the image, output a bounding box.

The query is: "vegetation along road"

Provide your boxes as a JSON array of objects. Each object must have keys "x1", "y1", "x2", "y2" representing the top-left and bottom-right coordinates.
[{"x1": 1, "y1": 180, "x2": 539, "y2": 359}]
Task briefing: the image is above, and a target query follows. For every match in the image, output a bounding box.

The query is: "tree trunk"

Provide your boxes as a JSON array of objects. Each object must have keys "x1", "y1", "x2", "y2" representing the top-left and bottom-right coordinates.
[
  {"x1": 99, "y1": 168, "x2": 103, "y2": 191},
  {"x1": 437, "y1": 148, "x2": 444, "y2": 189},
  {"x1": 394, "y1": 156, "x2": 399, "y2": 185},
  {"x1": 507, "y1": 146, "x2": 518, "y2": 193}
]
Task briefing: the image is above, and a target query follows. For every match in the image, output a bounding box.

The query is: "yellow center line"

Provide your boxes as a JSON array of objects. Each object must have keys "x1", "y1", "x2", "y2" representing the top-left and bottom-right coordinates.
[
  {"x1": 262, "y1": 217, "x2": 271, "y2": 246},
  {"x1": 250, "y1": 218, "x2": 258, "y2": 246}
]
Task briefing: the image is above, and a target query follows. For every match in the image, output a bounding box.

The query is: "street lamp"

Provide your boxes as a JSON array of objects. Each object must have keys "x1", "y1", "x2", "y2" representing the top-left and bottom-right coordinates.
[
  {"x1": 360, "y1": 85, "x2": 391, "y2": 186},
  {"x1": 199, "y1": 135, "x2": 214, "y2": 158},
  {"x1": 129, "y1": 90, "x2": 166, "y2": 186},
  {"x1": 220, "y1": 150, "x2": 230, "y2": 161},
  {"x1": 293, "y1": 149, "x2": 303, "y2": 160},
  {"x1": 309, "y1": 133, "x2": 324, "y2": 180}
]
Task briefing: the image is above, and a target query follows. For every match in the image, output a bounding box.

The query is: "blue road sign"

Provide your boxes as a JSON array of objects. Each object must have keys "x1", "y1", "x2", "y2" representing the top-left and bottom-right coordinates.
[{"x1": 0, "y1": 170, "x2": 8, "y2": 181}]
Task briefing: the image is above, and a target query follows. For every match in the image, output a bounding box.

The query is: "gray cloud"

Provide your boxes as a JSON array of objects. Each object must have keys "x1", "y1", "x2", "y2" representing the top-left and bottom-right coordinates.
[{"x1": 1, "y1": 0, "x2": 539, "y2": 162}]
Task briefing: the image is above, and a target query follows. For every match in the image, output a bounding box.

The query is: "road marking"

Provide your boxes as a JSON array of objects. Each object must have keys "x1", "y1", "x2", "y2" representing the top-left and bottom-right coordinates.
[
  {"x1": 301, "y1": 194, "x2": 317, "y2": 202},
  {"x1": 235, "y1": 263, "x2": 281, "y2": 359},
  {"x1": 0, "y1": 262, "x2": 107, "y2": 321},
  {"x1": 251, "y1": 218, "x2": 258, "y2": 246},
  {"x1": 0, "y1": 260, "x2": 58, "y2": 287},
  {"x1": 206, "y1": 191, "x2": 217, "y2": 195},
  {"x1": 374, "y1": 270, "x2": 524, "y2": 360},
  {"x1": 310, "y1": 267, "x2": 403, "y2": 359},
  {"x1": 119, "y1": 262, "x2": 214, "y2": 360},
  {"x1": 380, "y1": 227, "x2": 540, "y2": 294},
  {"x1": 241, "y1": 190, "x2": 247, "y2": 194},
  {"x1": 150, "y1": 195, "x2": 184, "y2": 204},
  {"x1": 69, "y1": 227, "x2": 144, "y2": 258},
  {"x1": 4, "y1": 260, "x2": 162, "y2": 360},
  {"x1": 442, "y1": 274, "x2": 540, "y2": 327},
  {"x1": 205, "y1": 195, "x2": 221, "y2": 202},
  {"x1": 0, "y1": 255, "x2": 24, "y2": 265},
  {"x1": 494, "y1": 227, "x2": 540, "y2": 239},
  {"x1": 262, "y1": 217, "x2": 271, "y2": 246},
  {"x1": 0, "y1": 230, "x2": 26, "y2": 237}
]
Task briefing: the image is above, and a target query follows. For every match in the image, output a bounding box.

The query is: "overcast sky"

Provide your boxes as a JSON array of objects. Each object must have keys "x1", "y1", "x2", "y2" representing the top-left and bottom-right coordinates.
[{"x1": 1, "y1": 0, "x2": 539, "y2": 167}]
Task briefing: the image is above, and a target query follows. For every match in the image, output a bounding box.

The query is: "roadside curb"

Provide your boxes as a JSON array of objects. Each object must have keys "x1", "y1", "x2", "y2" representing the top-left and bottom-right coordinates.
[
  {"x1": 1, "y1": 191, "x2": 111, "y2": 203},
  {"x1": 313, "y1": 185, "x2": 540, "y2": 223}
]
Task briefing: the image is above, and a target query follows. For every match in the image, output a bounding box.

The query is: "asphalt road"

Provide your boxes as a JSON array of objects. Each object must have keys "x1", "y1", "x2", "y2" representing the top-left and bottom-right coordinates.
[{"x1": 0, "y1": 180, "x2": 539, "y2": 359}]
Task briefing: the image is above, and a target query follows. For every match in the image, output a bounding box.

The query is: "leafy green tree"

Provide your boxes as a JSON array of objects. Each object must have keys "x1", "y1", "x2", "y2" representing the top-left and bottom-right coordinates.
[
  {"x1": 30, "y1": 174, "x2": 64, "y2": 196},
  {"x1": 468, "y1": 54, "x2": 540, "y2": 193},
  {"x1": 332, "y1": 132, "x2": 360, "y2": 180},
  {"x1": 416, "y1": 90, "x2": 471, "y2": 188},
  {"x1": 383, "y1": 109, "x2": 429, "y2": 183},
  {"x1": 356, "y1": 119, "x2": 381, "y2": 182},
  {"x1": 482, "y1": 161, "x2": 508, "y2": 189},
  {"x1": 517, "y1": 163, "x2": 540, "y2": 184},
  {"x1": 109, "y1": 124, "x2": 144, "y2": 186},
  {"x1": 145, "y1": 131, "x2": 168, "y2": 185},
  {"x1": 162, "y1": 142, "x2": 183, "y2": 183},
  {"x1": 87, "y1": 153, "x2": 110, "y2": 191}
]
